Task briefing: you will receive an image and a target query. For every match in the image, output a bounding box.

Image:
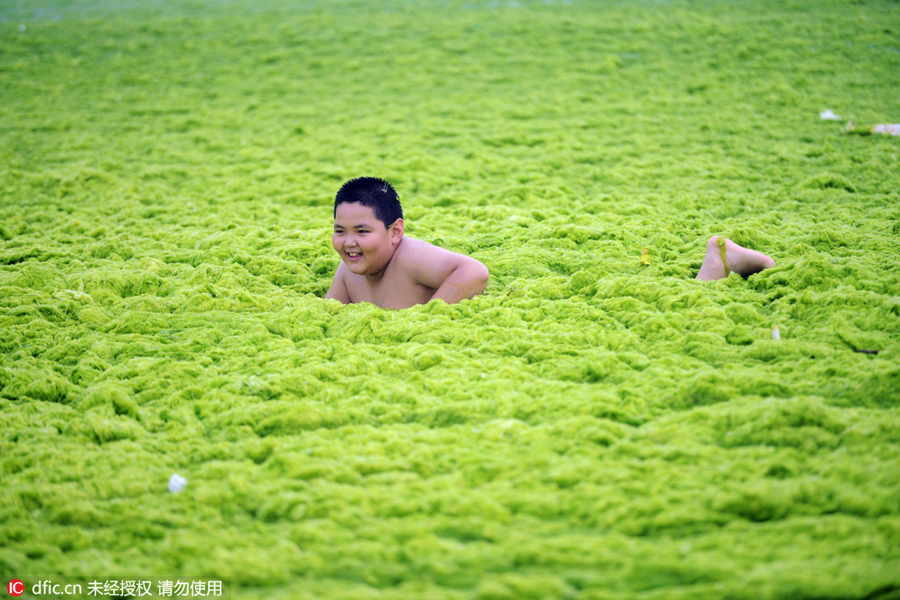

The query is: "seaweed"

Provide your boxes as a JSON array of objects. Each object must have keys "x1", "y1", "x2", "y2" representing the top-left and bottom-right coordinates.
[{"x1": 1, "y1": 0, "x2": 899, "y2": 598}]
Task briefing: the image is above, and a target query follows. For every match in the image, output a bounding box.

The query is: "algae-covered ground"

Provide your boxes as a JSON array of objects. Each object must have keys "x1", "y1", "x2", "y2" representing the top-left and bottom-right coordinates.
[{"x1": 2, "y1": 0, "x2": 900, "y2": 598}]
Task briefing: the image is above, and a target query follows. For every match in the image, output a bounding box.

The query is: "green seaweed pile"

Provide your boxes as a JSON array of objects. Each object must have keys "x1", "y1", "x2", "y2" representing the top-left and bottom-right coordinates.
[{"x1": 2, "y1": 0, "x2": 899, "y2": 597}]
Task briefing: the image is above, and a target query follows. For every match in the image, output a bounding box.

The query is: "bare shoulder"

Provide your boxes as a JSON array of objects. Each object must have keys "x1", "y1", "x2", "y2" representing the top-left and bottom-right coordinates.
[
  {"x1": 393, "y1": 236, "x2": 488, "y2": 289},
  {"x1": 393, "y1": 236, "x2": 442, "y2": 259},
  {"x1": 324, "y1": 261, "x2": 351, "y2": 303},
  {"x1": 393, "y1": 236, "x2": 460, "y2": 269}
]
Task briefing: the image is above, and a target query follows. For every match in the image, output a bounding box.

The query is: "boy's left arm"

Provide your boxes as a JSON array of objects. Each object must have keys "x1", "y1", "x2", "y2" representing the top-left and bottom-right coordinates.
[{"x1": 406, "y1": 243, "x2": 489, "y2": 304}]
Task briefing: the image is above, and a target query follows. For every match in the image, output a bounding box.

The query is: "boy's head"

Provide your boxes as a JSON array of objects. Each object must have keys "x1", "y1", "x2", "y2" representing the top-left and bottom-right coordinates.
[
  {"x1": 334, "y1": 177, "x2": 402, "y2": 229},
  {"x1": 332, "y1": 177, "x2": 405, "y2": 277}
]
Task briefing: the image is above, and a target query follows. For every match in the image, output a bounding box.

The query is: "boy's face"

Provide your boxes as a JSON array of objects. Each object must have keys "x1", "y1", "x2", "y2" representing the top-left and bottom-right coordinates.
[{"x1": 332, "y1": 202, "x2": 403, "y2": 276}]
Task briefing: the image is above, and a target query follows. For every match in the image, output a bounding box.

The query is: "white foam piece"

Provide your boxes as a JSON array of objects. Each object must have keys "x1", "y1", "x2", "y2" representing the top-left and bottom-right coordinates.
[
  {"x1": 873, "y1": 124, "x2": 900, "y2": 136},
  {"x1": 168, "y1": 473, "x2": 187, "y2": 493}
]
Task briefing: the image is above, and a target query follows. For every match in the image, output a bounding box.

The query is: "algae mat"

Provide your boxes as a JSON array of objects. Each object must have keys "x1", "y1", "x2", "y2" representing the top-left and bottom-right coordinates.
[{"x1": 2, "y1": 0, "x2": 900, "y2": 598}]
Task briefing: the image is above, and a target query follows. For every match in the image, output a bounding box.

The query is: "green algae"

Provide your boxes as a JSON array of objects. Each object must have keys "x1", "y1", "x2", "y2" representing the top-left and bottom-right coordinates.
[{"x1": 2, "y1": 0, "x2": 900, "y2": 598}]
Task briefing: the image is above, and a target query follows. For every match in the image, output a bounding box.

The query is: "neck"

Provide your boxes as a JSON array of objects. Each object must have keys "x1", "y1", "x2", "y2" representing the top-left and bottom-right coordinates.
[{"x1": 367, "y1": 238, "x2": 401, "y2": 280}]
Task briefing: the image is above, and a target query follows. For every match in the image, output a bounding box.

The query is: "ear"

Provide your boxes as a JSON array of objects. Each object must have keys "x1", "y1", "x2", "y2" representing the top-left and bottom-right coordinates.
[{"x1": 389, "y1": 218, "x2": 404, "y2": 245}]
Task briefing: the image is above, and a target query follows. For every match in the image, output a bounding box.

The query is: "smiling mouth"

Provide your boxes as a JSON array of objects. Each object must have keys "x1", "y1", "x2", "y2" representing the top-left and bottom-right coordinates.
[{"x1": 347, "y1": 252, "x2": 362, "y2": 260}]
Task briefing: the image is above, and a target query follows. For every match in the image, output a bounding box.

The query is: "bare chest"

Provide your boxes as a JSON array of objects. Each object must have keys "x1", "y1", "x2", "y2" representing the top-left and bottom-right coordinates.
[{"x1": 344, "y1": 270, "x2": 434, "y2": 309}]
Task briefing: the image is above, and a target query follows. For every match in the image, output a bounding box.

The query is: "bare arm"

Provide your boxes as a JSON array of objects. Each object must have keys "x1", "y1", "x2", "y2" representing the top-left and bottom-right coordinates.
[
  {"x1": 324, "y1": 262, "x2": 352, "y2": 304},
  {"x1": 403, "y1": 241, "x2": 489, "y2": 304},
  {"x1": 429, "y1": 257, "x2": 490, "y2": 303}
]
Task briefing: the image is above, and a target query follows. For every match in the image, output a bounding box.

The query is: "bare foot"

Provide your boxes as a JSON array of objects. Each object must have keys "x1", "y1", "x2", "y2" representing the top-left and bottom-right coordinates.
[{"x1": 696, "y1": 236, "x2": 775, "y2": 281}]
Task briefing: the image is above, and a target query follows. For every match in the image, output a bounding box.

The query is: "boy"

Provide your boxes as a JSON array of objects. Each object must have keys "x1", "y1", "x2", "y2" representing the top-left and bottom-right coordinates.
[{"x1": 325, "y1": 177, "x2": 490, "y2": 309}]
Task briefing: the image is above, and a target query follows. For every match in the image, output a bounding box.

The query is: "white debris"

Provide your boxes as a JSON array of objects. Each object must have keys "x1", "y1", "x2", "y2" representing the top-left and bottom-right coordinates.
[
  {"x1": 872, "y1": 123, "x2": 900, "y2": 136},
  {"x1": 168, "y1": 473, "x2": 187, "y2": 493},
  {"x1": 771, "y1": 325, "x2": 781, "y2": 341},
  {"x1": 819, "y1": 109, "x2": 840, "y2": 120},
  {"x1": 842, "y1": 121, "x2": 900, "y2": 136}
]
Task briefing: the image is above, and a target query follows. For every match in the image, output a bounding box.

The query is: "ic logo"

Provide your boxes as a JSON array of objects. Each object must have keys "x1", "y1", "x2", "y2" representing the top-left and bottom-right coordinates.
[{"x1": 7, "y1": 580, "x2": 24, "y2": 597}]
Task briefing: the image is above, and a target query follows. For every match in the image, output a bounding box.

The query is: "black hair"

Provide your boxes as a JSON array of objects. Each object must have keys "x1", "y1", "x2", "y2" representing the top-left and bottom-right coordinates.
[{"x1": 334, "y1": 177, "x2": 403, "y2": 228}]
